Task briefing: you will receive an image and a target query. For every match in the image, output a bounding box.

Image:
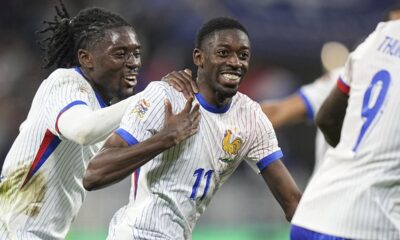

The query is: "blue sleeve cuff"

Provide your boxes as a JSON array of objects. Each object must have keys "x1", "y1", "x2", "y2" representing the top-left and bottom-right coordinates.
[
  {"x1": 115, "y1": 128, "x2": 139, "y2": 146},
  {"x1": 256, "y1": 150, "x2": 283, "y2": 172},
  {"x1": 297, "y1": 90, "x2": 314, "y2": 120}
]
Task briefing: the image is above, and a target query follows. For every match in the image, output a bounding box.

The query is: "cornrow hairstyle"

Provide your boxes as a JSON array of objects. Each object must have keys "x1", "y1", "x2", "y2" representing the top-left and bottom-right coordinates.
[
  {"x1": 195, "y1": 17, "x2": 249, "y2": 49},
  {"x1": 38, "y1": 0, "x2": 132, "y2": 69}
]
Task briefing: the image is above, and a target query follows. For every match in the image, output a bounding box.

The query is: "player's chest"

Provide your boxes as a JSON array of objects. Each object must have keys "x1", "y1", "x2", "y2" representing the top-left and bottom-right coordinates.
[{"x1": 191, "y1": 114, "x2": 252, "y2": 173}]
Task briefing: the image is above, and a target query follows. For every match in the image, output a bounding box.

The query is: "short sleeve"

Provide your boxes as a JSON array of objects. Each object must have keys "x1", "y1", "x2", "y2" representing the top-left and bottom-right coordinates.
[
  {"x1": 298, "y1": 68, "x2": 342, "y2": 120},
  {"x1": 339, "y1": 21, "x2": 384, "y2": 94},
  {"x1": 45, "y1": 70, "x2": 95, "y2": 137},
  {"x1": 115, "y1": 82, "x2": 167, "y2": 145},
  {"x1": 337, "y1": 58, "x2": 352, "y2": 94},
  {"x1": 245, "y1": 103, "x2": 283, "y2": 173}
]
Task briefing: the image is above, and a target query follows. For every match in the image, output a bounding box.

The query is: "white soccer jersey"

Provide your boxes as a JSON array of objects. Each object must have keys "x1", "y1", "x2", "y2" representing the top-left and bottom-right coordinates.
[
  {"x1": 292, "y1": 20, "x2": 400, "y2": 239},
  {"x1": 0, "y1": 68, "x2": 106, "y2": 240},
  {"x1": 298, "y1": 68, "x2": 342, "y2": 169},
  {"x1": 108, "y1": 81, "x2": 283, "y2": 240}
]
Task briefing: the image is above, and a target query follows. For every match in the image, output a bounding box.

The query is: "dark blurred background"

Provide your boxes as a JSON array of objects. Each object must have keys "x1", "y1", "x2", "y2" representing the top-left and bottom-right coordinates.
[{"x1": 0, "y1": 0, "x2": 397, "y2": 239}]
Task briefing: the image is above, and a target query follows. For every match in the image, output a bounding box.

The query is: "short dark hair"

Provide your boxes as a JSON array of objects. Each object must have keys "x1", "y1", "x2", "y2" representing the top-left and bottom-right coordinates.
[
  {"x1": 382, "y1": 4, "x2": 400, "y2": 21},
  {"x1": 195, "y1": 17, "x2": 249, "y2": 49},
  {"x1": 38, "y1": 0, "x2": 132, "y2": 69}
]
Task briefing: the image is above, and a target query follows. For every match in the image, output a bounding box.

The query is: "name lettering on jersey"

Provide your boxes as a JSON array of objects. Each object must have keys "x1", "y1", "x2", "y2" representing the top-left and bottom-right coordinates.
[
  {"x1": 219, "y1": 129, "x2": 243, "y2": 163},
  {"x1": 377, "y1": 36, "x2": 400, "y2": 58},
  {"x1": 131, "y1": 99, "x2": 150, "y2": 120}
]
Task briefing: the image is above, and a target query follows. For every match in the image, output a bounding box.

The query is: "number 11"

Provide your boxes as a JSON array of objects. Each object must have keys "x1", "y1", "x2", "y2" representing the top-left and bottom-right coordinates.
[{"x1": 190, "y1": 168, "x2": 214, "y2": 200}]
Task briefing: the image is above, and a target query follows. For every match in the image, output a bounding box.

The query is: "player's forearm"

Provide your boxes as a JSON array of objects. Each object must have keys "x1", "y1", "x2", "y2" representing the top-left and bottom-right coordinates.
[
  {"x1": 261, "y1": 95, "x2": 307, "y2": 129},
  {"x1": 58, "y1": 97, "x2": 132, "y2": 145},
  {"x1": 261, "y1": 160, "x2": 302, "y2": 222},
  {"x1": 83, "y1": 131, "x2": 176, "y2": 191},
  {"x1": 315, "y1": 87, "x2": 348, "y2": 147}
]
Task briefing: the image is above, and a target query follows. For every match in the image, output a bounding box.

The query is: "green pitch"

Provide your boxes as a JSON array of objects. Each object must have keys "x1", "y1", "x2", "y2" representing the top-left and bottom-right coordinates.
[{"x1": 66, "y1": 224, "x2": 290, "y2": 240}]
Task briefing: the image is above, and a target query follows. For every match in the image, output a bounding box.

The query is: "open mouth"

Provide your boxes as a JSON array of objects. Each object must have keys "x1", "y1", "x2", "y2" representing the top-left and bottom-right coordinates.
[
  {"x1": 221, "y1": 72, "x2": 241, "y2": 86},
  {"x1": 124, "y1": 75, "x2": 137, "y2": 87}
]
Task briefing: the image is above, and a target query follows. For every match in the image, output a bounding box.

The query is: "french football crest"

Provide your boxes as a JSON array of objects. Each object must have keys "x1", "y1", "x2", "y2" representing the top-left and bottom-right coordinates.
[{"x1": 219, "y1": 129, "x2": 243, "y2": 163}]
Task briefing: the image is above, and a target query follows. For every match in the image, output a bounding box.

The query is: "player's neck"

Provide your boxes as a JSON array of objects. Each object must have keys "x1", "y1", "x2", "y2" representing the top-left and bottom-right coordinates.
[
  {"x1": 77, "y1": 67, "x2": 111, "y2": 105},
  {"x1": 197, "y1": 84, "x2": 232, "y2": 109}
]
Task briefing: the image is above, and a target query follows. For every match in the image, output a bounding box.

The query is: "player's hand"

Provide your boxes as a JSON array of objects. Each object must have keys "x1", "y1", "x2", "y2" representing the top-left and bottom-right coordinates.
[
  {"x1": 162, "y1": 69, "x2": 199, "y2": 99},
  {"x1": 163, "y1": 97, "x2": 200, "y2": 145}
]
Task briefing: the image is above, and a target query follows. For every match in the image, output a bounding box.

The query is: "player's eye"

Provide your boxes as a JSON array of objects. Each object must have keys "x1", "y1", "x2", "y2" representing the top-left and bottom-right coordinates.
[
  {"x1": 133, "y1": 50, "x2": 141, "y2": 58},
  {"x1": 113, "y1": 51, "x2": 126, "y2": 59},
  {"x1": 217, "y1": 49, "x2": 229, "y2": 57},
  {"x1": 239, "y1": 51, "x2": 250, "y2": 60}
]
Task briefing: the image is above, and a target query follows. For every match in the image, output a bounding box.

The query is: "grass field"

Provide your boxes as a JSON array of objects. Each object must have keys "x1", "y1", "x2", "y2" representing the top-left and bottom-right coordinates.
[{"x1": 66, "y1": 224, "x2": 290, "y2": 240}]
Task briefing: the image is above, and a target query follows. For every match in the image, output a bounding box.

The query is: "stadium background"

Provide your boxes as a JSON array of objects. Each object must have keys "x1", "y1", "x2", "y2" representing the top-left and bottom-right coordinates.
[{"x1": 0, "y1": 0, "x2": 396, "y2": 239}]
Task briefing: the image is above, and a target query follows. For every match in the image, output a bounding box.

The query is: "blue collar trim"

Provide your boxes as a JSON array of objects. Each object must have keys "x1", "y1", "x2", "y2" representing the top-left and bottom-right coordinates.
[
  {"x1": 74, "y1": 67, "x2": 107, "y2": 108},
  {"x1": 195, "y1": 93, "x2": 230, "y2": 113}
]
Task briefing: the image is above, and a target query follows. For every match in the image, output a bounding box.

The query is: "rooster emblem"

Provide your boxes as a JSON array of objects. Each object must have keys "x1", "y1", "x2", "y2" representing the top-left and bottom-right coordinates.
[{"x1": 219, "y1": 129, "x2": 243, "y2": 163}]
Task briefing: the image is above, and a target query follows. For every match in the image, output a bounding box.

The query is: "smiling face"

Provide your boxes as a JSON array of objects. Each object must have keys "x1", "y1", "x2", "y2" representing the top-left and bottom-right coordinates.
[
  {"x1": 194, "y1": 28, "x2": 250, "y2": 105},
  {"x1": 79, "y1": 26, "x2": 141, "y2": 102}
]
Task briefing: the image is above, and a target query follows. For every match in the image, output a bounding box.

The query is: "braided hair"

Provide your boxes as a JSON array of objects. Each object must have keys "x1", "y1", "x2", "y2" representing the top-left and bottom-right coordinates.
[{"x1": 38, "y1": 0, "x2": 132, "y2": 69}]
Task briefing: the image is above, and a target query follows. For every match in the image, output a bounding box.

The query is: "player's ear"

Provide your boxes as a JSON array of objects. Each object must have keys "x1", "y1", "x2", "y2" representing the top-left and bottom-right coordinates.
[
  {"x1": 193, "y1": 48, "x2": 204, "y2": 68},
  {"x1": 77, "y1": 49, "x2": 94, "y2": 69}
]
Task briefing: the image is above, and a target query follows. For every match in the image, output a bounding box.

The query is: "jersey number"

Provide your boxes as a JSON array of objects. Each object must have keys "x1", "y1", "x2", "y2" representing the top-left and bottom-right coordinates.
[
  {"x1": 190, "y1": 168, "x2": 214, "y2": 200},
  {"x1": 353, "y1": 70, "x2": 390, "y2": 151}
]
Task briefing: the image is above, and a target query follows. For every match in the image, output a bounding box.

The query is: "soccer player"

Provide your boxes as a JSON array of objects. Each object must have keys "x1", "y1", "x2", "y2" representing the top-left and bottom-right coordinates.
[
  {"x1": 261, "y1": 6, "x2": 400, "y2": 171},
  {"x1": 0, "y1": 3, "x2": 198, "y2": 240},
  {"x1": 84, "y1": 17, "x2": 302, "y2": 239},
  {"x1": 290, "y1": 19, "x2": 400, "y2": 239}
]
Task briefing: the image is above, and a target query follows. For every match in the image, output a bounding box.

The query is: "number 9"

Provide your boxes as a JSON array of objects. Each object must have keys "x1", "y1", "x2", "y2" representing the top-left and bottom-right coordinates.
[{"x1": 353, "y1": 70, "x2": 391, "y2": 151}]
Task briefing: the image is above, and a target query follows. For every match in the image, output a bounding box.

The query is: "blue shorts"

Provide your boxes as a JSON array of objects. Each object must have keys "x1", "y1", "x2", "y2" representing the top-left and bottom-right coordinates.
[{"x1": 290, "y1": 225, "x2": 350, "y2": 240}]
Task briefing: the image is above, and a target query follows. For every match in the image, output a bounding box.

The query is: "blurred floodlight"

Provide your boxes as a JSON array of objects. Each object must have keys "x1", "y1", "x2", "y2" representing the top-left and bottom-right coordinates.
[{"x1": 321, "y1": 41, "x2": 349, "y2": 71}]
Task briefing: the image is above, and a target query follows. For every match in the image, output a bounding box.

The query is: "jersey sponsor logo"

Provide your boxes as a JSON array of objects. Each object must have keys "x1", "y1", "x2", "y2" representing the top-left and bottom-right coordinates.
[
  {"x1": 131, "y1": 99, "x2": 150, "y2": 120},
  {"x1": 219, "y1": 129, "x2": 243, "y2": 163}
]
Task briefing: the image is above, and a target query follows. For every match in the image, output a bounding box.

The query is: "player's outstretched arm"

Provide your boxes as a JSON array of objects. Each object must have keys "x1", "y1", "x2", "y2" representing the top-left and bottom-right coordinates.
[
  {"x1": 162, "y1": 69, "x2": 199, "y2": 99},
  {"x1": 58, "y1": 97, "x2": 133, "y2": 146},
  {"x1": 315, "y1": 86, "x2": 348, "y2": 147},
  {"x1": 260, "y1": 94, "x2": 307, "y2": 129},
  {"x1": 83, "y1": 97, "x2": 201, "y2": 191},
  {"x1": 260, "y1": 160, "x2": 302, "y2": 222}
]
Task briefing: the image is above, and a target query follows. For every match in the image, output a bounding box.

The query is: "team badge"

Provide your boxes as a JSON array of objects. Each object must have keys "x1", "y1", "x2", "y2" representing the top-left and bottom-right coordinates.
[
  {"x1": 219, "y1": 129, "x2": 243, "y2": 163},
  {"x1": 77, "y1": 83, "x2": 90, "y2": 94},
  {"x1": 131, "y1": 99, "x2": 150, "y2": 120}
]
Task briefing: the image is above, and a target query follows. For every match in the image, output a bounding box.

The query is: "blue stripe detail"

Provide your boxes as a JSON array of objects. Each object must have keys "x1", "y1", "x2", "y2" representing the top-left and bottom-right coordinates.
[
  {"x1": 290, "y1": 225, "x2": 350, "y2": 240},
  {"x1": 31, "y1": 135, "x2": 61, "y2": 178},
  {"x1": 115, "y1": 128, "x2": 139, "y2": 146},
  {"x1": 94, "y1": 92, "x2": 107, "y2": 108},
  {"x1": 297, "y1": 90, "x2": 314, "y2": 120},
  {"x1": 195, "y1": 93, "x2": 231, "y2": 113},
  {"x1": 56, "y1": 100, "x2": 88, "y2": 134},
  {"x1": 134, "y1": 168, "x2": 141, "y2": 199},
  {"x1": 256, "y1": 150, "x2": 283, "y2": 172},
  {"x1": 74, "y1": 67, "x2": 107, "y2": 108},
  {"x1": 60, "y1": 100, "x2": 87, "y2": 114}
]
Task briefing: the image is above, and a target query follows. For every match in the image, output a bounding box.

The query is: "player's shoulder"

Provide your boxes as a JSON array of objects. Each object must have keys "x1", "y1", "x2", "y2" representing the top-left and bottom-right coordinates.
[
  {"x1": 146, "y1": 80, "x2": 169, "y2": 90},
  {"x1": 145, "y1": 81, "x2": 184, "y2": 99},
  {"x1": 375, "y1": 19, "x2": 400, "y2": 32},
  {"x1": 233, "y1": 92, "x2": 260, "y2": 110},
  {"x1": 46, "y1": 68, "x2": 86, "y2": 86}
]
